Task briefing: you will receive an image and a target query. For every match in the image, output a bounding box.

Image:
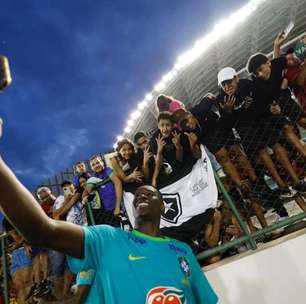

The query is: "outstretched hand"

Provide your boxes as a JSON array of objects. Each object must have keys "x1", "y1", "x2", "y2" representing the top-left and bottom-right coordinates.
[
  {"x1": 143, "y1": 145, "x2": 153, "y2": 164},
  {"x1": 129, "y1": 167, "x2": 143, "y2": 182},
  {"x1": 156, "y1": 134, "x2": 166, "y2": 154},
  {"x1": 171, "y1": 130, "x2": 181, "y2": 148},
  {"x1": 274, "y1": 32, "x2": 286, "y2": 47},
  {"x1": 220, "y1": 95, "x2": 235, "y2": 113},
  {"x1": 184, "y1": 132, "x2": 198, "y2": 147}
]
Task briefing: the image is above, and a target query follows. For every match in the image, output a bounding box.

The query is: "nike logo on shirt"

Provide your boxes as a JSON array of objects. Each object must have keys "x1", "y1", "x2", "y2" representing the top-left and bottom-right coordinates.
[{"x1": 128, "y1": 254, "x2": 147, "y2": 261}]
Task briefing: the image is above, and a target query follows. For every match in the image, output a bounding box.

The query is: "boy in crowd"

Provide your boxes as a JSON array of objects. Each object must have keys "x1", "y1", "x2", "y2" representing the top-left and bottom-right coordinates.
[
  {"x1": 216, "y1": 67, "x2": 259, "y2": 183},
  {"x1": 53, "y1": 180, "x2": 87, "y2": 226},
  {"x1": 216, "y1": 67, "x2": 294, "y2": 194},
  {"x1": 73, "y1": 161, "x2": 89, "y2": 187},
  {"x1": 149, "y1": 111, "x2": 201, "y2": 187},
  {"x1": 51, "y1": 180, "x2": 88, "y2": 300},
  {"x1": 134, "y1": 131, "x2": 156, "y2": 184},
  {"x1": 247, "y1": 53, "x2": 306, "y2": 192},
  {"x1": 86, "y1": 155, "x2": 122, "y2": 224}
]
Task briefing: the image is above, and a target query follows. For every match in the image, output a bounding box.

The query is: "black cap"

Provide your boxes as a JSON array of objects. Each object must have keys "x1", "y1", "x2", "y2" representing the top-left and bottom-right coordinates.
[{"x1": 246, "y1": 53, "x2": 269, "y2": 75}]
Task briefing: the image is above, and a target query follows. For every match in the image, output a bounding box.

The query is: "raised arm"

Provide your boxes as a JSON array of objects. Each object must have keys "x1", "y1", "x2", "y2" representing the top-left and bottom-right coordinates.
[
  {"x1": 184, "y1": 132, "x2": 201, "y2": 160},
  {"x1": 0, "y1": 123, "x2": 84, "y2": 258},
  {"x1": 172, "y1": 130, "x2": 183, "y2": 162},
  {"x1": 142, "y1": 146, "x2": 153, "y2": 182},
  {"x1": 273, "y1": 32, "x2": 285, "y2": 59},
  {"x1": 110, "y1": 172, "x2": 123, "y2": 216},
  {"x1": 151, "y1": 134, "x2": 165, "y2": 187}
]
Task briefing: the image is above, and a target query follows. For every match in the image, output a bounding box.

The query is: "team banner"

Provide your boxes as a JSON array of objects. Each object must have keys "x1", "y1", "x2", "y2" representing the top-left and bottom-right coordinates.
[{"x1": 123, "y1": 145, "x2": 218, "y2": 228}]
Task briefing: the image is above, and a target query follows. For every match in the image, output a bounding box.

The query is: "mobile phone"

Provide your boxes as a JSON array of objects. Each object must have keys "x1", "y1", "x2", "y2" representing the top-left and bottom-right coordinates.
[
  {"x1": 283, "y1": 21, "x2": 294, "y2": 39},
  {"x1": 0, "y1": 55, "x2": 12, "y2": 91}
]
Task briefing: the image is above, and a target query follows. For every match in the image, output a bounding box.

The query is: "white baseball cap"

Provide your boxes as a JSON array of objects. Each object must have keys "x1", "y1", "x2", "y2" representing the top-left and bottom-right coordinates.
[{"x1": 217, "y1": 67, "x2": 237, "y2": 86}]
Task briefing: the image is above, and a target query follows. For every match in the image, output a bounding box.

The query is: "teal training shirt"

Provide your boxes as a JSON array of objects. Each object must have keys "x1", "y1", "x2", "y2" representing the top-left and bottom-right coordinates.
[{"x1": 68, "y1": 225, "x2": 218, "y2": 304}]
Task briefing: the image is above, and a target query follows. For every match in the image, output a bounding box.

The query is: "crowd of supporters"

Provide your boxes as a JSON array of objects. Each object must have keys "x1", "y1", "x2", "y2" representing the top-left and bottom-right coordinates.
[{"x1": 0, "y1": 32, "x2": 306, "y2": 303}]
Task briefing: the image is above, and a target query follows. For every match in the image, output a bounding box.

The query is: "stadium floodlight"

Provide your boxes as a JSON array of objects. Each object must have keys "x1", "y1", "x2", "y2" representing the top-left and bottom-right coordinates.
[
  {"x1": 162, "y1": 71, "x2": 176, "y2": 83},
  {"x1": 130, "y1": 110, "x2": 141, "y2": 120},
  {"x1": 154, "y1": 80, "x2": 166, "y2": 92},
  {"x1": 124, "y1": 126, "x2": 132, "y2": 134},
  {"x1": 137, "y1": 100, "x2": 148, "y2": 110},
  {"x1": 127, "y1": 119, "x2": 135, "y2": 127},
  {"x1": 145, "y1": 93, "x2": 153, "y2": 101}
]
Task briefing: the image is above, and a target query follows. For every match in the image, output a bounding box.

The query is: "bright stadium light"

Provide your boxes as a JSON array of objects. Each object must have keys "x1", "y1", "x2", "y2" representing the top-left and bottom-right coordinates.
[
  {"x1": 162, "y1": 71, "x2": 175, "y2": 83},
  {"x1": 127, "y1": 119, "x2": 135, "y2": 127},
  {"x1": 154, "y1": 80, "x2": 166, "y2": 92},
  {"x1": 130, "y1": 110, "x2": 141, "y2": 120},
  {"x1": 124, "y1": 126, "x2": 132, "y2": 134},
  {"x1": 145, "y1": 93, "x2": 153, "y2": 101},
  {"x1": 137, "y1": 100, "x2": 148, "y2": 110}
]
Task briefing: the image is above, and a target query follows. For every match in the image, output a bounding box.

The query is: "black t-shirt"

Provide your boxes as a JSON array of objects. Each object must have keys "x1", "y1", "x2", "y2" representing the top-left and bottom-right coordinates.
[
  {"x1": 189, "y1": 96, "x2": 233, "y2": 143},
  {"x1": 135, "y1": 148, "x2": 155, "y2": 184},
  {"x1": 216, "y1": 79, "x2": 255, "y2": 122},
  {"x1": 116, "y1": 153, "x2": 144, "y2": 193},
  {"x1": 252, "y1": 57, "x2": 288, "y2": 118},
  {"x1": 190, "y1": 96, "x2": 219, "y2": 132},
  {"x1": 149, "y1": 128, "x2": 197, "y2": 187}
]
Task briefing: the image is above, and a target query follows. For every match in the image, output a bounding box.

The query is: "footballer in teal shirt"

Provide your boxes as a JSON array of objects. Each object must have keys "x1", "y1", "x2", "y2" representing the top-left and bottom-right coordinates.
[{"x1": 68, "y1": 186, "x2": 218, "y2": 304}]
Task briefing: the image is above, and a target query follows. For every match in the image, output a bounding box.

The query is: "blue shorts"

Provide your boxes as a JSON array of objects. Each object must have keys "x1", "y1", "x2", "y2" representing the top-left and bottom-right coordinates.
[
  {"x1": 48, "y1": 249, "x2": 66, "y2": 277},
  {"x1": 10, "y1": 247, "x2": 32, "y2": 274}
]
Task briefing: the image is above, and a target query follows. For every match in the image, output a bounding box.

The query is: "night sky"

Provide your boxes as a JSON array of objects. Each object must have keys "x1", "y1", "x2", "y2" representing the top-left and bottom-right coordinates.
[{"x1": 0, "y1": 0, "x2": 246, "y2": 190}]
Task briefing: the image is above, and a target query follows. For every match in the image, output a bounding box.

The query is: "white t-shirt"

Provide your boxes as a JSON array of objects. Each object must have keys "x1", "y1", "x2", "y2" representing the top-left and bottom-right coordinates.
[{"x1": 53, "y1": 195, "x2": 87, "y2": 226}]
